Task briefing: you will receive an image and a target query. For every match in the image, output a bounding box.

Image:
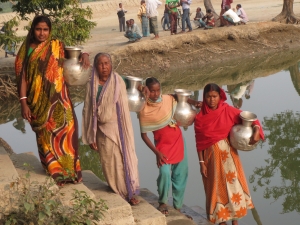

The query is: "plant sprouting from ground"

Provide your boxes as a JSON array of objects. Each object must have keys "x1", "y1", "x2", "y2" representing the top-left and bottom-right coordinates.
[{"x1": 0, "y1": 163, "x2": 107, "y2": 225}]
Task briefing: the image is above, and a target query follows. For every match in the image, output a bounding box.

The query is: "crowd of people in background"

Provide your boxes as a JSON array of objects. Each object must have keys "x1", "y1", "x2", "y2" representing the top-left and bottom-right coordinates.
[{"x1": 117, "y1": 0, "x2": 249, "y2": 41}]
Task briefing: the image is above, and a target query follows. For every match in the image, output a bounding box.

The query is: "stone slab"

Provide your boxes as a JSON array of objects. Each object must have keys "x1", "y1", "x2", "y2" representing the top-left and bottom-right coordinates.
[
  {"x1": 0, "y1": 146, "x2": 19, "y2": 190},
  {"x1": 139, "y1": 188, "x2": 211, "y2": 225},
  {"x1": 59, "y1": 182, "x2": 96, "y2": 207},
  {"x1": 82, "y1": 170, "x2": 135, "y2": 225},
  {"x1": 131, "y1": 195, "x2": 166, "y2": 225},
  {"x1": 10, "y1": 152, "x2": 59, "y2": 192}
]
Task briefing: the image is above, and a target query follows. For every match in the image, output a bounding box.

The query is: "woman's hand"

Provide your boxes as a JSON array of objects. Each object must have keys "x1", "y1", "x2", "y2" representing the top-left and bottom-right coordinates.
[
  {"x1": 194, "y1": 101, "x2": 202, "y2": 108},
  {"x1": 155, "y1": 151, "x2": 168, "y2": 168},
  {"x1": 89, "y1": 143, "x2": 98, "y2": 151},
  {"x1": 138, "y1": 85, "x2": 150, "y2": 99},
  {"x1": 79, "y1": 53, "x2": 90, "y2": 70},
  {"x1": 200, "y1": 162, "x2": 208, "y2": 178},
  {"x1": 249, "y1": 126, "x2": 260, "y2": 145},
  {"x1": 21, "y1": 101, "x2": 32, "y2": 123}
]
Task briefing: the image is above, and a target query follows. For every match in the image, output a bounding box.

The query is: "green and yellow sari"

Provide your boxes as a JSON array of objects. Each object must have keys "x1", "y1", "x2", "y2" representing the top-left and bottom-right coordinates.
[{"x1": 15, "y1": 38, "x2": 82, "y2": 183}]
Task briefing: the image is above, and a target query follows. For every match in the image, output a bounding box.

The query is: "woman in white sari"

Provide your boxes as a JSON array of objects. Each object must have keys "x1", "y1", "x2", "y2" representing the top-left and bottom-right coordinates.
[{"x1": 82, "y1": 53, "x2": 140, "y2": 205}]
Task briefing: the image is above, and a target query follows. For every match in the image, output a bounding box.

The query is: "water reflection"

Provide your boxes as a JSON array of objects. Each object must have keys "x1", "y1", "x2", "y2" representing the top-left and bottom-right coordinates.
[
  {"x1": 227, "y1": 80, "x2": 254, "y2": 109},
  {"x1": 250, "y1": 110, "x2": 300, "y2": 214}
]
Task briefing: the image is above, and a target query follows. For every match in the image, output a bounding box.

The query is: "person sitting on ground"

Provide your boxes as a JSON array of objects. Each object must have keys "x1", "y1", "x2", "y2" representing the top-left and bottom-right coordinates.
[
  {"x1": 222, "y1": 5, "x2": 241, "y2": 26},
  {"x1": 200, "y1": 9, "x2": 215, "y2": 30},
  {"x1": 236, "y1": 4, "x2": 249, "y2": 24},
  {"x1": 124, "y1": 19, "x2": 142, "y2": 43},
  {"x1": 193, "y1": 7, "x2": 205, "y2": 28}
]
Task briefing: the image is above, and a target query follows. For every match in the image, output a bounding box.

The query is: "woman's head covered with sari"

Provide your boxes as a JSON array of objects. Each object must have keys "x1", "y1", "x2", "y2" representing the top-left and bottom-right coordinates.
[{"x1": 194, "y1": 83, "x2": 264, "y2": 151}]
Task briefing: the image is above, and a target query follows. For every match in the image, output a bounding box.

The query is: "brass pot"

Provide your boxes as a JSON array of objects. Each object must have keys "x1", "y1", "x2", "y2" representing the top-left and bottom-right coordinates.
[
  {"x1": 63, "y1": 46, "x2": 91, "y2": 86},
  {"x1": 229, "y1": 111, "x2": 259, "y2": 151},
  {"x1": 173, "y1": 89, "x2": 196, "y2": 129}
]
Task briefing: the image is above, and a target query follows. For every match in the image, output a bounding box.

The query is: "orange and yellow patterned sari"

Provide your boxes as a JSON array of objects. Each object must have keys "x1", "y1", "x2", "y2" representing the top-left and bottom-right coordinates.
[{"x1": 15, "y1": 38, "x2": 82, "y2": 183}]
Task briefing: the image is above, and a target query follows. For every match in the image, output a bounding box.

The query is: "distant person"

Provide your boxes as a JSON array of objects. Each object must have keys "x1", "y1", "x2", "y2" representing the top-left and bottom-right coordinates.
[
  {"x1": 245, "y1": 80, "x2": 254, "y2": 99},
  {"x1": 193, "y1": 7, "x2": 205, "y2": 28},
  {"x1": 124, "y1": 19, "x2": 142, "y2": 42},
  {"x1": 147, "y1": 0, "x2": 162, "y2": 39},
  {"x1": 220, "y1": 0, "x2": 233, "y2": 26},
  {"x1": 200, "y1": 9, "x2": 215, "y2": 29},
  {"x1": 137, "y1": 0, "x2": 150, "y2": 36},
  {"x1": 223, "y1": 5, "x2": 241, "y2": 26},
  {"x1": 117, "y1": 3, "x2": 127, "y2": 32},
  {"x1": 236, "y1": 4, "x2": 249, "y2": 24},
  {"x1": 166, "y1": 0, "x2": 180, "y2": 35},
  {"x1": 180, "y1": 0, "x2": 192, "y2": 33},
  {"x1": 163, "y1": 4, "x2": 170, "y2": 31}
]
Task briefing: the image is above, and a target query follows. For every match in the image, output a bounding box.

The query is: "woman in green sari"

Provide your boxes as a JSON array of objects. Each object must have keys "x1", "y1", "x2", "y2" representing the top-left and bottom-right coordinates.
[{"x1": 15, "y1": 15, "x2": 90, "y2": 186}]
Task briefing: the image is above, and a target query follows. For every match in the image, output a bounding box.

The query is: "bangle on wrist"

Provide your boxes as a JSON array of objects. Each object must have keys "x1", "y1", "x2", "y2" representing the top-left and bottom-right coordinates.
[
  {"x1": 199, "y1": 160, "x2": 204, "y2": 163},
  {"x1": 19, "y1": 96, "x2": 27, "y2": 100}
]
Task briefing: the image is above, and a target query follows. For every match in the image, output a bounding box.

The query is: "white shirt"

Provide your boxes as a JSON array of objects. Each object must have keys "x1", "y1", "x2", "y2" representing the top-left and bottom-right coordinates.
[
  {"x1": 223, "y1": 9, "x2": 240, "y2": 23},
  {"x1": 182, "y1": 0, "x2": 192, "y2": 10},
  {"x1": 146, "y1": 0, "x2": 162, "y2": 17}
]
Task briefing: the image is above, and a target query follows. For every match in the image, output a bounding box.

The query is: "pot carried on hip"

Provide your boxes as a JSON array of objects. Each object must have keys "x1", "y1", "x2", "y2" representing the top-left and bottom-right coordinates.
[
  {"x1": 173, "y1": 89, "x2": 196, "y2": 129},
  {"x1": 63, "y1": 46, "x2": 91, "y2": 86},
  {"x1": 229, "y1": 111, "x2": 260, "y2": 151},
  {"x1": 125, "y1": 76, "x2": 146, "y2": 112}
]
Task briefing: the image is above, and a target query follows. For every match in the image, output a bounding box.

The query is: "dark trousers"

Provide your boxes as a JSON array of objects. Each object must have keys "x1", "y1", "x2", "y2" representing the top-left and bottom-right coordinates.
[
  {"x1": 119, "y1": 17, "x2": 125, "y2": 32},
  {"x1": 182, "y1": 8, "x2": 192, "y2": 31}
]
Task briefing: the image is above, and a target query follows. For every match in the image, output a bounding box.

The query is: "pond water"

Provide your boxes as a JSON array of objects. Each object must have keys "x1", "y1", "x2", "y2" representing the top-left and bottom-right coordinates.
[{"x1": 1, "y1": 59, "x2": 300, "y2": 225}]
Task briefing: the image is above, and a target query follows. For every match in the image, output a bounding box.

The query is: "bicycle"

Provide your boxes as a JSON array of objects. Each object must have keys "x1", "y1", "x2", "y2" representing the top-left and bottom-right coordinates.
[{"x1": 161, "y1": 8, "x2": 193, "y2": 30}]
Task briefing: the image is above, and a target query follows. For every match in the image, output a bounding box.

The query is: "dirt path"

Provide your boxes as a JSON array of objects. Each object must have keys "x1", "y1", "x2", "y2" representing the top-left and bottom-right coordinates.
[{"x1": 0, "y1": 0, "x2": 300, "y2": 66}]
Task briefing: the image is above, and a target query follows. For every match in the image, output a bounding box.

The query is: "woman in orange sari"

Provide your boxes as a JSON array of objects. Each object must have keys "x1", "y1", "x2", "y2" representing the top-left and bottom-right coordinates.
[
  {"x1": 194, "y1": 83, "x2": 264, "y2": 225},
  {"x1": 15, "y1": 16, "x2": 89, "y2": 186}
]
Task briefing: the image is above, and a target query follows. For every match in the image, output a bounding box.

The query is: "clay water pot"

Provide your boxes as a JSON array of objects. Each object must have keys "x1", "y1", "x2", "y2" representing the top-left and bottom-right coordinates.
[
  {"x1": 173, "y1": 89, "x2": 196, "y2": 129},
  {"x1": 63, "y1": 46, "x2": 91, "y2": 86},
  {"x1": 229, "y1": 111, "x2": 259, "y2": 151},
  {"x1": 125, "y1": 76, "x2": 146, "y2": 112}
]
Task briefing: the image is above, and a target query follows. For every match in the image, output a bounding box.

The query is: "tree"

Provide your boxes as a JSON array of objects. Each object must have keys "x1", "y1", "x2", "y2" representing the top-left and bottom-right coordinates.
[
  {"x1": 249, "y1": 111, "x2": 300, "y2": 213},
  {"x1": 272, "y1": 0, "x2": 300, "y2": 24},
  {"x1": 0, "y1": 0, "x2": 96, "y2": 46}
]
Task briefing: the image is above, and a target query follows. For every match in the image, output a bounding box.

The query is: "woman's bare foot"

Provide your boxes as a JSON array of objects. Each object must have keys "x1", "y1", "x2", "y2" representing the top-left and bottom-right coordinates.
[
  {"x1": 232, "y1": 220, "x2": 238, "y2": 225},
  {"x1": 158, "y1": 203, "x2": 169, "y2": 216},
  {"x1": 129, "y1": 197, "x2": 140, "y2": 206},
  {"x1": 176, "y1": 208, "x2": 193, "y2": 220}
]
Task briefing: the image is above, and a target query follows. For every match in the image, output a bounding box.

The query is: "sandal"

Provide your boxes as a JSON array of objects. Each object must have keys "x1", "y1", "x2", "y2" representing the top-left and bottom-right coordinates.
[
  {"x1": 129, "y1": 197, "x2": 140, "y2": 206},
  {"x1": 157, "y1": 204, "x2": 169, "y2": 216}
]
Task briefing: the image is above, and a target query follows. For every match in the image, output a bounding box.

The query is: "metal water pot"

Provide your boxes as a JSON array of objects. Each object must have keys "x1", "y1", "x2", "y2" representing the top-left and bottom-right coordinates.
[
  {"x1": 173, "y1": 89, "x2": 197, "y2": 129},
  {"x1": 229, "y1": 111, "x2": 259, "y2": 151},
  {"x1": 63, "y1": 46, "x2": 91, "y2": 86},
  {"x1": 125, "y1": 76, "x2": 146, "y2": 112}
]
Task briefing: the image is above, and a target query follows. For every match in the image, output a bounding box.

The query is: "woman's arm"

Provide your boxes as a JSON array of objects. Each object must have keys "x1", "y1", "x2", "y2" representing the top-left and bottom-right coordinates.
[
  {"x1": 78, "y1": 52, "x2": 90, "y2": 69},
  {"x1": 249, "y1": 125, "x2": 261, "y2": 145},
  {"x1": 187, "y1": 98, "x2": 202, "y2": 108},
  {"x1": 141, "y1": 132, "x2": 168, "y2": 167},
  {"x1": 197, "y1": 150, "x2": 207, "y2": 178},
  {"x1": 20, "y1": 76, "x2": 32, "y2": 122}
]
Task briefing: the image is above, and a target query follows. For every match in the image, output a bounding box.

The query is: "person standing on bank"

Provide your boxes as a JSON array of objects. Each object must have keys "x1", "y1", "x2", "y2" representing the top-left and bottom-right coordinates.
[
  {"x1": 147, "y1": 0, "x2": 162, "y2": 39},
  {"x1": 180, "y1": 0, "x2": 192, "y2": 33},
  {"x1": 194, "y1": 83, "x2": 264, "y2": 225},
  {"x1": 15, "y1": 15, "x2": 90, "y2": 186},
  {"x1": 163, "y1": 4, "x2": 171, "y2": 31},
  {"x1": 82, "y1": 53, "x2": 143, "y2": 205},
  {"x1": 137, "y1": 0, "x2": 150, "y2": 36},
  {"x1": 166, "y1": 0, "x2": 180, "y2": 35},
  {"x1": 117, "y1": 3, "x2": 127, "y2": 32},
  {"x1": 138, "y1": 77, "x2": 201, "y2": 216}
]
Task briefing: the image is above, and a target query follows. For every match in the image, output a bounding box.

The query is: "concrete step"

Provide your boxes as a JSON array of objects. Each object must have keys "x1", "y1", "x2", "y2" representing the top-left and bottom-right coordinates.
[
  {"x1": 0, "y1": 146, "x2": 19, "y2": 190},
  {"x1": 131, "y1": 195, "x2": 166, "y2": 225},
  {"x1": 82, "y1": 170, "x2": 135, "y2": 225},
  {"x1": 139, "y1": 188, "x2": 211, "y2": 225},
  {"x1": 9, "y1": 151, "x2": 59, "y2": 192},
  {"x1": 10, "y1": 152, "x2": 96, "y2": 207}
]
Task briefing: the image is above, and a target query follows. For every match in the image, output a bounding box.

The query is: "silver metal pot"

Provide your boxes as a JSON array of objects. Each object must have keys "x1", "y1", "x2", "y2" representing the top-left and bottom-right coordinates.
[
  {"x1": 229, "y1": 111, "x2": 259, "y2": 151},
  {"x1": 173, "y1": 89, "x2": 196, "y2": 129},
  {"x1": 125, "y1": 76, "x2": 145, "y2": 112},
  {"x1": 63, "y1": 46, "x2": 91, "y2": 86}
]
